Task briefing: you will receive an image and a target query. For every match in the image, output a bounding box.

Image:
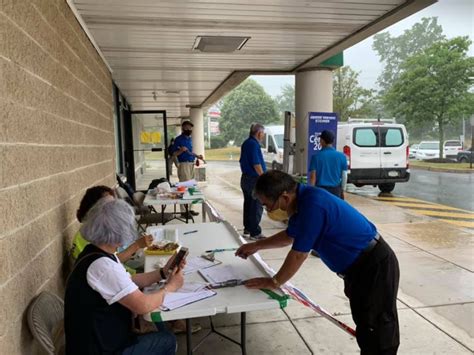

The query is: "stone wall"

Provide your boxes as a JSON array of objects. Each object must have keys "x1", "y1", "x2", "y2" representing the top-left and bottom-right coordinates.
[{"x1": 0, "y1": 0, "x2": 115, "y2": 352}]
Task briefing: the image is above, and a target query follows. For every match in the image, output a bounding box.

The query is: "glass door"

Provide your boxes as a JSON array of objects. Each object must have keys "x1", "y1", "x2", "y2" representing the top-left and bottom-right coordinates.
[{"x1": 123, "y1": 110, "x2": 169, "y2": 191}]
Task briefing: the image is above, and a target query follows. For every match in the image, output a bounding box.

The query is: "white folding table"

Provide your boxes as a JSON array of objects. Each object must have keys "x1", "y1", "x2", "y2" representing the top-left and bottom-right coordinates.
[
  {"x1": 143, "y1": 189, "x2": 206, "y2": 224},
  {"x1": 144, "y1": 222, "x2": 289, "y2": 354}
]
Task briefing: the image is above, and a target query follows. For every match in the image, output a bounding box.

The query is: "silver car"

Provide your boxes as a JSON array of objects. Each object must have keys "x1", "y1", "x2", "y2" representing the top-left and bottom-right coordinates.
[
  {"x1": 415, "y1": 141, "x2": 440, "y2": 160},
  {"x1": 409, "y1": 144, "x2": 419, "y2": 159}
]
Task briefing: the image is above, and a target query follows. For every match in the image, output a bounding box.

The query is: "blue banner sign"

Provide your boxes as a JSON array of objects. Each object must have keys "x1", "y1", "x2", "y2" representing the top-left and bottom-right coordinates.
[{"x1": 307, "y1": 112, "x2": 338, "y2": 173}]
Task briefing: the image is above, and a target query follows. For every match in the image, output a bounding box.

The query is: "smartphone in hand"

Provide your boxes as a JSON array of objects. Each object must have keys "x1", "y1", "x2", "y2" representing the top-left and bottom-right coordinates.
[{"x1": 167, "y1": 247, "x2": 189, "y2": 275}]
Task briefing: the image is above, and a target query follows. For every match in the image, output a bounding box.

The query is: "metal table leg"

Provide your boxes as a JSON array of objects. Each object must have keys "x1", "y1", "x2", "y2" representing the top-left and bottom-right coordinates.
[
  {"x1": 186, "y1": 314, "x2": 247, "y2": 354},
  {"x1": 161, "y1": 205, "x2": 166, "y2": 225},
  {"x1": 241, "y1": 312, "x2": 247, "y2": 355},
  {"x1": 186, "y1": 318, "x2": 192, "y2": 355}
]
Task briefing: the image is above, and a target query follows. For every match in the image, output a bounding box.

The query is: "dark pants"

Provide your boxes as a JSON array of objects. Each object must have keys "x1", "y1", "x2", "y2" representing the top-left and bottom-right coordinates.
[
  {"x1": 319, "y1": 185, "x2": 343, "y2": 199},
  {"x1": 240, "y1": 174, "x2": 263, "y2": 237},
  {"x1": 121, "y1": 329, "x2": 176, "y2": 355},
  {"x1": 343, "y1": 237, "x2": 400, "y2": 355}
]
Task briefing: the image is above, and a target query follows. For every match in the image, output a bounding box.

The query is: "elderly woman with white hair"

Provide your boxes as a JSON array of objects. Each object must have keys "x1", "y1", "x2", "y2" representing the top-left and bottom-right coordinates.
[{"x1": 65, "y1": 198, "x2": 183, "y2": 355}]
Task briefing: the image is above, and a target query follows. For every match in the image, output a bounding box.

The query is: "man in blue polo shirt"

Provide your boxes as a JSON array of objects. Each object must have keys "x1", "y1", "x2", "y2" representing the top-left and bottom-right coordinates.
[
  {"x1": 309, "y1": 130, "x2": 347, "y2": 199},
  {"x1": 236, "y1": 170, "x2": 400, "y2": 354},
  {"x1": 239, "y1": 123, "x2": 267, "y2": 240},
  {"x1": 171, "y1": 120, "x2": 203, "y2": 217}
]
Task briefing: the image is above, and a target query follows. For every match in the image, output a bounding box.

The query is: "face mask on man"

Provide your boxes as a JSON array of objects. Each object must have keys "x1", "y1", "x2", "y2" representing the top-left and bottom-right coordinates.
[
  {"x1": 183, "y1": 129, "x2": 192, "y2": 136},
  {"x1": 266, "y1": 196, "x2": 288, "y2": 222},
  {"x1": 267, "y1": 207, "x2": 288, "y2": 222}
]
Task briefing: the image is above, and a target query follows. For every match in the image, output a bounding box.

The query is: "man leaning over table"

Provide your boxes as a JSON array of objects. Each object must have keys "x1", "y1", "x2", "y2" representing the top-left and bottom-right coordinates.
[
  {"x1": 171, "y1": 120, "x2": 203, "y2": 218},
  {"x1": 236, "y1": 170, "x2": 400, "y2": 355}
]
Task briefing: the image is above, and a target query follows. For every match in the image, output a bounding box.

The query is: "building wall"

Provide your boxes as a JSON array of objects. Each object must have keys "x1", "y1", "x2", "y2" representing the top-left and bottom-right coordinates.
[{"x1": 0, "y1": 0, "x2": 115, "y2": 353}]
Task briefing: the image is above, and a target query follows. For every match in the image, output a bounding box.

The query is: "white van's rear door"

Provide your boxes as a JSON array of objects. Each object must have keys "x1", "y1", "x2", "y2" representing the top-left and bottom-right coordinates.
[
  {"x1": 351, "y1": 127, "x2": 381, "y2": 170},
  {"x1": 380, "y1": 126, "x2": 407, "y2": 172}
]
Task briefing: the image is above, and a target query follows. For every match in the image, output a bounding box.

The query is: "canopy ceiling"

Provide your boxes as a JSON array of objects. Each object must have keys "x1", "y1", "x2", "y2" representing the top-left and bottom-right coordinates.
[{"x1": 70, "y1": 0, "x2": 436, "y2": 118}]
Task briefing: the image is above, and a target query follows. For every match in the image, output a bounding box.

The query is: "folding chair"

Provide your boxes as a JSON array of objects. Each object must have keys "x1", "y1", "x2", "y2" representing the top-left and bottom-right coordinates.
[{"x1": 27, "y1": 291, "x2": 65, "y2": 355}]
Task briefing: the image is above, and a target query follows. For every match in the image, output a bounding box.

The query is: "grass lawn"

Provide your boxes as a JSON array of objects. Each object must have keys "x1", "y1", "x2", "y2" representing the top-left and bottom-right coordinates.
[
  {"x1": 410, "y1": 160, "x2": 473, "y2": 171},
  {"x1": 205, "y1": 147, "x2": 240, "y2": 161}
]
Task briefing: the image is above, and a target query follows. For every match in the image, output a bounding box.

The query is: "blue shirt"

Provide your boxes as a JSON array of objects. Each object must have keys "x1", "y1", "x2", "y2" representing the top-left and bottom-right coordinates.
[
  {"x1": 287, "y1": 184, "x2": 377, "y2": 273},
  {"x1": 309, "y1": 147, "x2": 348, "y2": 187},
  {"x1": 239, "y1": 136, "x2": 267, "y2": 176},
  {"x1": 172, "y1": 134, "x2": 194, "y2": 162}
]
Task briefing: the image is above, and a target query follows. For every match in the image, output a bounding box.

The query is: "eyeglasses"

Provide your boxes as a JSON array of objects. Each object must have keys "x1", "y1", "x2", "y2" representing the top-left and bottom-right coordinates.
[{"x1": 265, "y1": 196, "x2": 280, "y2": 212}]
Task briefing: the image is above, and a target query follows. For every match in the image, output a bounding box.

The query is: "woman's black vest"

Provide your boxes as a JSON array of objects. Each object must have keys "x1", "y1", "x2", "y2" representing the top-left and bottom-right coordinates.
[{"x1": 64, "y1": 244, "x2": 137, "y2": 354}]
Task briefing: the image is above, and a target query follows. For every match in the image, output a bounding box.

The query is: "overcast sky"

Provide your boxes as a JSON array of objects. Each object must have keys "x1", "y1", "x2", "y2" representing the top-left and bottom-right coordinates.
[{"x1": 252, "y1": 0, "x2": 473, "y2": 97}]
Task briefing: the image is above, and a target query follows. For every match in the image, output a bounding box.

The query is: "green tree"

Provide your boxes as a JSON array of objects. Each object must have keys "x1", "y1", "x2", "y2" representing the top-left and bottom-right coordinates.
[
  {"x1": 275, "y1": 83, "x2": 295, "y2": 117},
  {"x1": 333, "y1": 66, "x2": 376, "y2": 121},
  {"x1": 220, "y1": 79, "x2": 278, "y2": 145},
  {"x1": 384, "y1": 37, "x2": 474, "y2": 159},
  {"x1": 373, "y1": 17, "x2": 445, "y2": 93}
]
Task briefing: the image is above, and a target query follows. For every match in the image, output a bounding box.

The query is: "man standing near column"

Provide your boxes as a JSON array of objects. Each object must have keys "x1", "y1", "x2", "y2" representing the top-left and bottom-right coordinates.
[
  {"x1": 309, "y1": 130, "x2": 348, "y2": 199},
  {"x1": 172, "y1": 120, "x2": 203, "y2": 217},
  {"x1": 239, "y1": 123, "x2": 266, "y2": 240}
]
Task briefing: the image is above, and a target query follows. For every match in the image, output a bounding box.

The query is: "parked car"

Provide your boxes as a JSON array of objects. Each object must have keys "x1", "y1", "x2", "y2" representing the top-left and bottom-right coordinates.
[
  {"x1": 457, "y1": 147, "x2": 473, "y2": 163},
  {"x1": 415, "y1": 141, "x2": 440, "y2": 160},
  {"x1": 443, "y1": 140, "x2": 463, "y2": 159},
  {"x1": 409, "y1": 144, "x2": 419, "y2": 159},
  {"x1": 336, "y1": 119, "x2": 410, "y2": 193}
]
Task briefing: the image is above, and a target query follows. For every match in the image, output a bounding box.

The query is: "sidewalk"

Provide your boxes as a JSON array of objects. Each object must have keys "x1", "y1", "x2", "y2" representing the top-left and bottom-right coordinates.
[{"x1": 176, "y1": 162, "x2": 473, "y2": 354}]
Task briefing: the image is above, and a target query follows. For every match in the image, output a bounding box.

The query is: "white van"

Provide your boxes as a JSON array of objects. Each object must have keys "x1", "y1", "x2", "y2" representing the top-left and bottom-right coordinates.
[
  {"x1": 262, "y1": 125, "x2": 284, "y2": 170},
  {"x1": 336, "y1": 119, "x2": 410, "y2": 193}
]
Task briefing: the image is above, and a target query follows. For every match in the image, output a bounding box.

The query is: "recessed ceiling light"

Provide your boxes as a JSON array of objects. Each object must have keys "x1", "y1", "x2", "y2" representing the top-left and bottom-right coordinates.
[{"x1": 192, "y1": 36, "x2": 250, "y2": 53}]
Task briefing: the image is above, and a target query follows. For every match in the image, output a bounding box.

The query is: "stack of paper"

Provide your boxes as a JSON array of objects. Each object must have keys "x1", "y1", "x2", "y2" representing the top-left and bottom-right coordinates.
[
  {"x1": 144, "y1": 282, "x2": 216, "y2": 311},
  {"x1": 199, "y1": 264, "x2": 241, "y2": 284},
  {"x1": 183, "y1": 256, "x2": 221, "y2": 275},
  {"x1": 161, "y1": 289, "x2": 216, "y2": 311}
]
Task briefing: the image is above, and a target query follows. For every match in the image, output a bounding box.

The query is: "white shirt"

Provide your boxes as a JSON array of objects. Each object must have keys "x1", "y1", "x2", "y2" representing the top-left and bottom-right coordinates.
[{"x1": 86, "y1": 254, "x2": 138, "y2": 305}]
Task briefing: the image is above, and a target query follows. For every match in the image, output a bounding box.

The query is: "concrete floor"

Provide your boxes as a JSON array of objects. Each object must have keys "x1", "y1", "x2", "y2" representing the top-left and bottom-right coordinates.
[{"x1": 167, "y1": 162, "x2": 473, "y2": 354}]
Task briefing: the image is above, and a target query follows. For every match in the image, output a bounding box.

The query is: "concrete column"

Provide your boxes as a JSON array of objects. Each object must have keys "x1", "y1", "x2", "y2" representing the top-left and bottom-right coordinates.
[
  {"x1": 174, "y1": 124, "x2": 181, "y2": 137},
  {"x1": 190, "y1": 108, "x2": 205, "y2": 158},
  {"x1": 295, "y1": 69, "x2": 333, "y2": 174}
]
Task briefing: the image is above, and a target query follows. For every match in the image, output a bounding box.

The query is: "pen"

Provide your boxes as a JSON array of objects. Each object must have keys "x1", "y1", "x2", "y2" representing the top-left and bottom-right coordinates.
[
  {"x1": 183, "y1": 230, "x2": 198, "y2": 235},
  {"x1": 204, "y1": 247, "x2": 238, "y2": 253}
]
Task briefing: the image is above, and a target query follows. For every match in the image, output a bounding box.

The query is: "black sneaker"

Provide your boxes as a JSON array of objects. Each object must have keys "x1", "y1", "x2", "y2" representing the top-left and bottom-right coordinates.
[{"x1": 249, "y1": 234, "x2": 266, "y2": 241}]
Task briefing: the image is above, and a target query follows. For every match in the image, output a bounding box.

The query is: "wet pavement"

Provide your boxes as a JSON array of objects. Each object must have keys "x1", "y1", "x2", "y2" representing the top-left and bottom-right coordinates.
[
  {"x1": 348, "y1": 168, "x2": 474, "y2": 211},
  {"x1": 168, "y1": 161, "x2": 473, "y2": 354}
]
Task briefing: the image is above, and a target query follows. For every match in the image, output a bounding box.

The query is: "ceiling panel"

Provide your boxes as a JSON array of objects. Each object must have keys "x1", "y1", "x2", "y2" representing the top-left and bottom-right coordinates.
[{"x1": 71, "y1": 0, "x2": 436, "y2": 117}]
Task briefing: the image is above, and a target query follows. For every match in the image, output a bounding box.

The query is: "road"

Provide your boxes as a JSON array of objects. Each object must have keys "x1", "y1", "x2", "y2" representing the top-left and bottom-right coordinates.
[
  {"x1": 393, "y1": 169, "x2": 473, "y2": 211},
  {"x1": 206, "y1": 161, "x2": 473, "y2": 211},
  {"x1": 348, "y1": 168, "x2": 473, "y2": 211}
]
